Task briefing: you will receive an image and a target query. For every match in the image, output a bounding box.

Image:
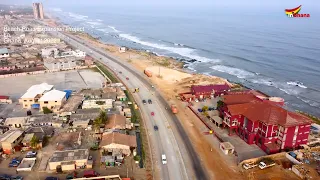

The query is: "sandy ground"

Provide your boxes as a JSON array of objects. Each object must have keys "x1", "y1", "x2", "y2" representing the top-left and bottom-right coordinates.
[{"x1": 0, "y1": 69, "x2": 105, "y2": 100}]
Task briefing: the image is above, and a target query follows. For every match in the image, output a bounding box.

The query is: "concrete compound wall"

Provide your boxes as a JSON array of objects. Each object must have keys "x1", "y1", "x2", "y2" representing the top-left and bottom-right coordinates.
[
  {"x1": 239, "y1": 152, "x2": 286, "y2": 165},
  {"x1": 0, "y1": 65, "x2": 96, "y2": 79}
]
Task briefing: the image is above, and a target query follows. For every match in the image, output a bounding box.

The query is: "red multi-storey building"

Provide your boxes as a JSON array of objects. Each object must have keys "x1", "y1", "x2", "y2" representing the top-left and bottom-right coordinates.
[{"x1": 222, "y1": 101, "x2": 312, "y2": 154}]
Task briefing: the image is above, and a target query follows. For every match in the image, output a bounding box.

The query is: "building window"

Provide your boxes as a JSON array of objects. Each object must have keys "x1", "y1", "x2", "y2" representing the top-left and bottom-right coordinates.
[
  {"x1": 44, "y1": 101, "x2": 48, "y2": 104},
  {"x1": 24, "y1": 100, "x2": 27, "y2": 102},
  {"x1": 25, "y1": 104, "x2": 27, "y2": 107},
  {"x1": 29, "y1": 100, "x2": 32, "y2": 102},
  {"x1": 55, "y1": 101, "x2": 57, "y2": 103},
  {"x1": 51, "y1": 106, "x2": 54, "y2": 109}
]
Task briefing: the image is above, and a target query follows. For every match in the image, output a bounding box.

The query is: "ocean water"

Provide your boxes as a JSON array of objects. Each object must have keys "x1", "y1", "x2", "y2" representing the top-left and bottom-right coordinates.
[{"x1": 49, "y1": 6, "x2": 320, "y2": 117}]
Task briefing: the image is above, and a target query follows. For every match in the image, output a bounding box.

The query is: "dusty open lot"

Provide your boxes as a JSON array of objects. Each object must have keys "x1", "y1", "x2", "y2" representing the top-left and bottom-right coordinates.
[{"x1": 0, "y1": 69, "x2": 105, "y2": 100}]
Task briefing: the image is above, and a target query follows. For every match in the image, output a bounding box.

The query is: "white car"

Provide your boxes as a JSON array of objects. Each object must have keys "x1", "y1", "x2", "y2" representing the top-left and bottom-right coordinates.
[{"x1": 162, "y1": 154, "x2": 167, "y2": 165}]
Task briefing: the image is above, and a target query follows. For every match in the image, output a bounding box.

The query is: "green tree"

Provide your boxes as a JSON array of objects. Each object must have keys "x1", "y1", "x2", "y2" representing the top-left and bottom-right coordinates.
[
  {"x1": 93, "y1": 111, "x2": 107, "y2": 130},
  {"x1": 217, "y1": 100, "x2": 225, "y2": 109},
  {"x1": 30, "y1": 136, "x2": 39, "y2": 149},
  {"x1": 42, "y1": 107, "x2": 53, "y2": 114},
  {"x1": 202, "y1": 106, "x2": 209, "y2": 112},
  {"x1": 134, "y1": 155, "x2": 141, "y2": 161}
]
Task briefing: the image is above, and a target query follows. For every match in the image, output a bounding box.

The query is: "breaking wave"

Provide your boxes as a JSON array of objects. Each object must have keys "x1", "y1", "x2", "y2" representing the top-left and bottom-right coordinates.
[
  {"x1": 108, "y1": 26, "x2": 120, "y2": 33},
  {"x1": 210, "y1": 65, "x2": 255, "y2": 78},
  {"x1": 87, "y1": 21, "x2": 103, "y2": 26},
  {"x1": 287, "y1": 81, "x2": 307, "y2": 89},
  {"x1": 68, "y1": 12, "x2": 88, "y2": 20},
  {"x1": 119, "y1": 33, "x2": 219, "y2": 63}
]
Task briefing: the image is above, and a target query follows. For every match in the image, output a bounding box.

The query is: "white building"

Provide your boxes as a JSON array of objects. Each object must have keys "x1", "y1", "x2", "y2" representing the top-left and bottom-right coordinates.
[
  {"x1": 39, "y1": 89, "x2": 67, "y2": 112},
  {"x1": 44, "y1": 58, "x2": 78, "y2": 70},
  {"x1": 4, "y1": 117, "x2": 29, "y2": 129},
  {"x1": 0, "y1": 48, "x2": 9, "y2": 58},
  {"x1": 41, "y1": 47, "x2": 59, "y2": 58},
  {"x1": 19, "y1": 83, "x2": 54, "y2": 109},
  {"x1": 73, "y1": 50, "x2": 86, "y2": 57}
]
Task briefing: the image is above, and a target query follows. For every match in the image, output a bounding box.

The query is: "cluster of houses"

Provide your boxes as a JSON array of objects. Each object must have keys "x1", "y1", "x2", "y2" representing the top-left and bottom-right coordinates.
[
  {"x1": 41, "y1": 47, "x2": 94, "y2": 71},
  {"x1": 0, "y1": 82, "x2": 138, "y2": 172},
  {"x1": 180, "y1": 84, "x2": 314, "y2": 155}
]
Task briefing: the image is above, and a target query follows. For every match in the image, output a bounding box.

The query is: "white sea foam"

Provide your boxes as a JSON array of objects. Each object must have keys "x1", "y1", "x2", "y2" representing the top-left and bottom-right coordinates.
[
  {"x1": 119, "y1": 33, "x2": 218, "y2": 63},
  {"x1": 97, "y1": 29, "x2": 109, "y2": 33},
  {"x1": 287, "y1": 81, "x2": 307, "y2": 89},
  {"x1": 174, "y1": 43, "x2": 184, "y2": 46},
  {"x1": 68, "y1": 12, "x2": 88, "y2": 20},
  {"x1": 108, "y1": 26, "x2": 120, "y2": 33},
  {"x1": 297, "y1": 97, "x2": 320, "y2": 107},
  {"x1": 279, "y1": 88, "x2": 300, "y2": 95},
  {"x1": 250, "y1": 78, "x2": 274, "y2": 86},
  {"x1": 87, "y1": 21, "x2": 103, "y2": 26},
  {"x1": 210, "y1": 65, "x2": 255, "y2": 78}
]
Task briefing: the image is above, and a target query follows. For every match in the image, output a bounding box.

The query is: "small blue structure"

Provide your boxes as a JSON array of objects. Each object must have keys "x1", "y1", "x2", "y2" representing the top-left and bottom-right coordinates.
[
  {"x1": 64, "y1": 90, "x2": 72, "y2": 100},
  {"x1": 31, "y1": 104, "x2": 40, "y2": 109}
]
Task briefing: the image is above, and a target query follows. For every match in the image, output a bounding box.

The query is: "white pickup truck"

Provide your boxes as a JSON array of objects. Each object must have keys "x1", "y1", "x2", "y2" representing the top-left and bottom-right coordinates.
[{"x1": 258, "y1": 161, "x2": 276, "y2": 169}]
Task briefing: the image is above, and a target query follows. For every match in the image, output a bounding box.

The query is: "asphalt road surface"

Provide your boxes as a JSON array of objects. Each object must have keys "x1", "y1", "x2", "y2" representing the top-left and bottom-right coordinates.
[{"x1": 47, "y1": 27, "x2": 208, "y2": 180}]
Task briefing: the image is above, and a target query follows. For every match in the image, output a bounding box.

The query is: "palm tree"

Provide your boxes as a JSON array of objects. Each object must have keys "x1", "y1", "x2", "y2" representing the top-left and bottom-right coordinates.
[
  {"x1": 217, "y1": 100, "x2": 225, "y2": 109},
  {"x1": 30, "y1": 136, "x2": 39, "y2": 149}
]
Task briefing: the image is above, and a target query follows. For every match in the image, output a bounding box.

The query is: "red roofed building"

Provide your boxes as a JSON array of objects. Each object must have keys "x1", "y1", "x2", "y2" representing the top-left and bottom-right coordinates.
[
  {"x1": 0, "y1": 95, "x2": 12, "y2": 104},
  {"x1": 223, "y1": 101, "x2": 312, "y2": 154},
  {"x1": 191, "y1": 84, "x2": 230, "y2": 99}
]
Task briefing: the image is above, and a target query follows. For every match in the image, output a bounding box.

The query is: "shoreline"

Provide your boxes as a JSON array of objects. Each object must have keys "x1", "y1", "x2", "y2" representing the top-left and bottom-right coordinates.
[{"x1": 45, "y1": 15, "x2": 319, "y2": 120}]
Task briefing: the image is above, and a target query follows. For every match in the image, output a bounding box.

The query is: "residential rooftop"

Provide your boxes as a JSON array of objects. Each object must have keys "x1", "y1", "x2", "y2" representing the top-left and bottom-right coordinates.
[
  {"x1": 21, "y1": 83, "x2": 53, "y2": 99},
  {"x1": 0, "y1": 48, "x2": 9, "y2": 54},
  {"x1": 100, "y1": 132, "x2": 136, "y2": 147},
  {"x1": 39, "y1": 89, "x2": 66, "y2": 101},
  {"x1": 49, "y1": 149, "x2": 89, "y2": 162},
  {"x1": 0, "y1": 129, "x2": 23, "y2": 143},
  {"x1": 227, "y1": 101, "x2": 312, "y2": 127}
]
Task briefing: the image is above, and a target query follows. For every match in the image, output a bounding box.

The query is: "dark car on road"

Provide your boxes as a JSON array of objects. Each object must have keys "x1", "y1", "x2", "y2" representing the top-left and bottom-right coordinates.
[
  {"x1": 148, "y1": 99, "x2": 152, "y2": 104},
  {"x1": 142, "y1": 100, "x2": 147, "y2": 104},
  {"x1": 11, "y1": 176, "x2": 23, "y2": 180},
  {"x1": 154, "y1": 125, "x2": 159, "y2": 131},
  {"x1": 0, "y1": 174, "x2": 11, "y2": 180}
]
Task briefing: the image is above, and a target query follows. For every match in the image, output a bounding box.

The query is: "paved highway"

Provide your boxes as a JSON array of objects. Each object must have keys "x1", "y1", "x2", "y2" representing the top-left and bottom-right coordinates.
[{"x1": 46, "y1": 27, "x2": 208, "y2": 180}]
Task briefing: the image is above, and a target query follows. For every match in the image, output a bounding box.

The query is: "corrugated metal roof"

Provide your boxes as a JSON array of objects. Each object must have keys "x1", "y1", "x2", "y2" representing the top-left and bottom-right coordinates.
[
  {"x1": 21, "y1": 83, "x2": 53, "y2": 99},
  {"x1": 39, "y1": 89, "x2": 66, "y2": 101}
]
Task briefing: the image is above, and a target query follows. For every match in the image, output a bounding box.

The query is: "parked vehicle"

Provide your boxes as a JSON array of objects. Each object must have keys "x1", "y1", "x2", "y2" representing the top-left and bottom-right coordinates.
[
  {"x1": 142, "y1": 100, "x2": 147, "y2": 104},
  {"x1": 258, "y1": 161, "x2": 276, "y2": 169},
  {"x1": 161, "y1": 154, "x2": 167, "y2": 165},
  {"x1": 171, "y1": 104, "x2": 178, "y2": 114},
  {"x1": 0, "y1": 174, "x2": 11, "y2": 180},
  {"x1": 10, "y1": 176, "x2": 23, "y2": 180},
  {"x1": 151, "y1": 112, "x2": 155, "y2": 116},
  {"x1": 26, "y1": 151, "x2": 37, "y2": 158},
  {"x1": 144, "y1": 70, "x2": 152, "y2": 77},
  {"x1": 243, "y1": 163, "x2": 258, "y2": 170},
  {"x1": 148, "y1": 99, "x2": 152, "y2": 104},
  {"x1": 9, "y1": 158, "x2": 21, "y2": 167},
  {"x1": 154, "y1": 125, "x2": 158, "y2": 131},
  {"x1": 83, "y1": 170, "x2": 100, "y2": 178},
  {"x1": 126, "y1": 77, "x2": 129, "y2": 80}
]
